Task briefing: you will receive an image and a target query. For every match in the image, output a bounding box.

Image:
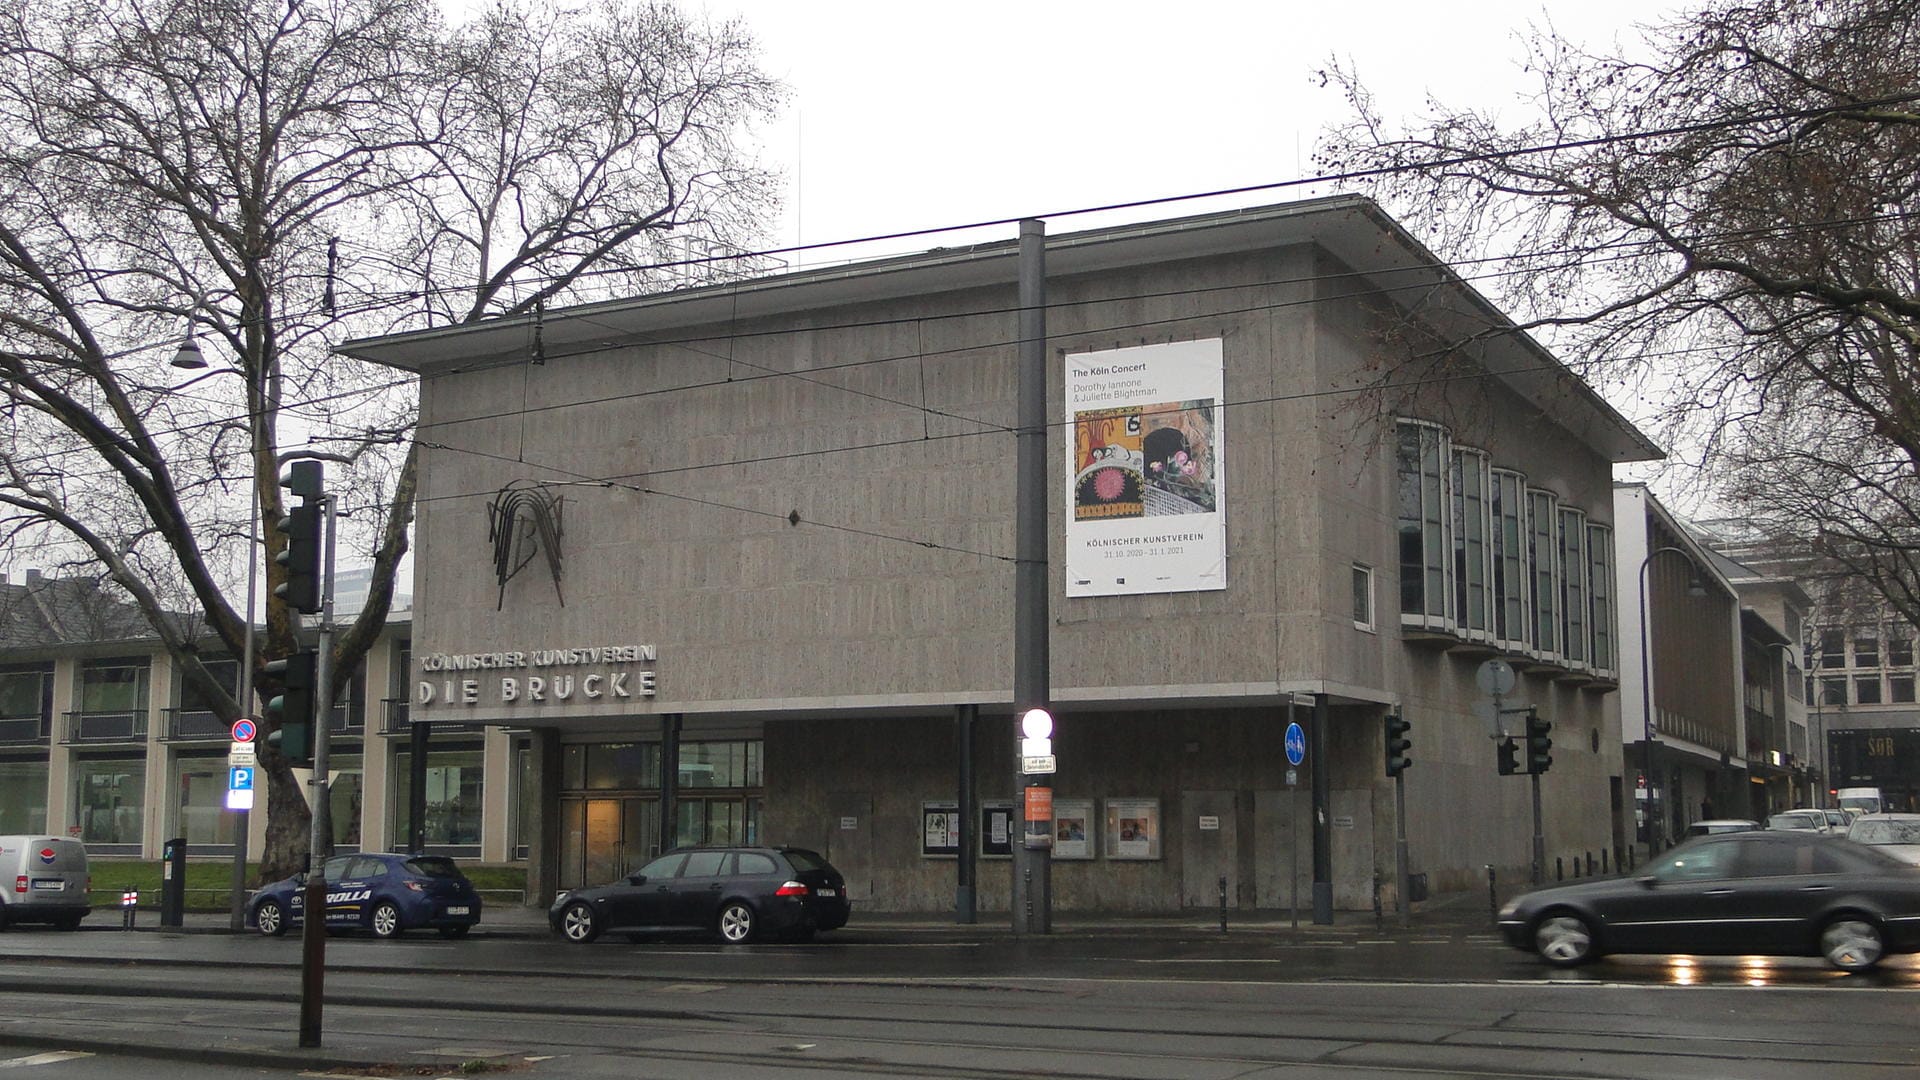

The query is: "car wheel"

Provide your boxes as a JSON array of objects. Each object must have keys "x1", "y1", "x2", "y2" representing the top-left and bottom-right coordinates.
[
  {"x1": 255, "y1": 899, "x2": 287, "y2": 937},
  {"x1": 438, "y1": 925, "x2": 470, "y2": 940},
  {"x1": 1533, "y1": 912, "x2": 1597, "y2": 967},
  {"x1": 1820, "y1": 917, "x2": 1884, "y2": 972},
  {"x1": 717, "y1": 901, "x2": 756, "y2": 943},
  {"x1": 370, "y1": 901, "x2": 403, "y2": 939},
  {"x1": 560, "y1": 901, "x2": 600, "y2": 944}
]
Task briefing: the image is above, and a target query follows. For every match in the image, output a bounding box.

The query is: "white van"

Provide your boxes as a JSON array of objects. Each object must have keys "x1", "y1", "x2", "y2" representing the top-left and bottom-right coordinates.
[
  {"x1": 1837, "y1": 787, "x2": 1884, "y2": 818},
  {"x1": 0, "y1": 836, "x2": 90, "y2": 930}
]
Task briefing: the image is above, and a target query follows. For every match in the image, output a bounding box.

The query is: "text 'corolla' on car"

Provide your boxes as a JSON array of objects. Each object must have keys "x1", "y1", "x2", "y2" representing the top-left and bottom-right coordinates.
[
  {"x1": 1499, "y1": 830, "x2": 1920, "y2": 972},
  {"x1": 248, "y1": 853, "x2": 482, "y2": 939},
  {"x1": 550, "y1": 846, "x2": 850, "y2": 944}
]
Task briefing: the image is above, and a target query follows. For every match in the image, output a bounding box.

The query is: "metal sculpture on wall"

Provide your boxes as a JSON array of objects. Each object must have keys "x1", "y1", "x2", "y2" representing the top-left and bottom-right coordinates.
[{"x1": 487, "y1": 481, "x2": 564, "y2": 609}]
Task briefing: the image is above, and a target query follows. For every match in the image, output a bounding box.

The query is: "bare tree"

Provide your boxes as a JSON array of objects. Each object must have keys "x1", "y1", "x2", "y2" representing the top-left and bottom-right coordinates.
[
  {"x1": 0, "y1": 0, "x2": 782, "y2": 881},
  {"x1": 1315, "y1": 0, "x2": 1920, "y2": 608}
]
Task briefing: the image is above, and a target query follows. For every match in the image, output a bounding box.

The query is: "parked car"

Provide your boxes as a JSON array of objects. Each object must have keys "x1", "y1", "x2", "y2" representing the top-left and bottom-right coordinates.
[
  {"x1": 550, "y1": 846, "x2": 850, "y2": 944},
  {"x1": 1823, "y1": 809, "x2": 1854, "y2": 833},
  {"x1": 1766, "y1": 809, "x2": 1837, "y2": 834},
  {"x1": 1846, "y1": 813, "x2": 1920, "y2": 867},
  {"x1": 1683, "y1": 819, "x2": 1759, "y2": 838},
  {"x1": 0, "y1": 836, "x2": 89, "y2": 931},
  {"x1": 248, "y1": 852, "x2": 482, "y2": 939},
  {"x1": 1498, "y1": 830, "x2": 1920, "y2": 971}
]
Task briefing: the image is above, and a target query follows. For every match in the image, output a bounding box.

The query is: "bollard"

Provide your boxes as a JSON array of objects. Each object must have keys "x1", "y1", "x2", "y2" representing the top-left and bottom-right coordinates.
[
  {"x1": 121, "y1": 887, "x2": 139, "y2": 930},
  {"x1": 1587, "y1": 852, "x2": 1595, "y2": 877},
  {"x1": 1218, "y1": 876, "x2": 1228, "y2": 934},
  {"x1": 1603, "y1": 848, "x2": 1610, "y2": 874},
  {"x1": 1372, "y1": 871, "x2": 1383, "y2": 930},
  {"x1": 1486, "y1": 865, "x2": 1497, "y2": 926},
  {"x1": 1555, "y1": 855, "x2": 1564, "y2": 881}
]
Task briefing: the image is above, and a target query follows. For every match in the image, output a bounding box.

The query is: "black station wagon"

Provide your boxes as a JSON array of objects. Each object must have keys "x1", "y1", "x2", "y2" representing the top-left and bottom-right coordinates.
[{"x1": 549, "y1": 846, "x2": 850, "y2": 944}]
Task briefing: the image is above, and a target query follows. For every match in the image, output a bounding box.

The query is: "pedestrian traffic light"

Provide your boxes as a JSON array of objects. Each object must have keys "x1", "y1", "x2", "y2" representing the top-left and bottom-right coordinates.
[
  {"x1": 1524, "y1": 711, "x2": 1553, "y2": 774},
  {"x1": 264, "y1": 649, "x2": 316, "y2": 766},
  {"x1": 1497, "y1": 737, "x2": 1520, "y2": 775},
  {"x1": 1384, "y1": 714, "x2": 1412, "y2": 777}
]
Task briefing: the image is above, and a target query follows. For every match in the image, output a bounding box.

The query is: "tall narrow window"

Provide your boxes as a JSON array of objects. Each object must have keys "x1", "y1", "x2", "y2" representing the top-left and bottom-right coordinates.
[
  {"x1": 1395, "y1": 421, "x2": 1450, "y2": 629},
  {"x1": 1527, "y1": 489, "x2": 1561, "y2": 658},
  {"x1": 1491, "y1": 469, "x2": 1528, "y2": 649},
  {"x1": 1587, "y1": 523, "x2": 1615, "y2": 673},
  {"x1": 1352, "y1": 564, "x2": 1375, "y2": 632},
  {"x1": 1558, "y1": 508, "x2": 1588, "y2": 666},
  {"x1": 1452, "y1": 448, "x2": 1492, "y2": 639},
  {"x1": 1854, "y1": 634, "x2": 1880, "y2": 668},
  {"x1": 1818, "y1": 629, "x2": 1845, "y2": 669}
]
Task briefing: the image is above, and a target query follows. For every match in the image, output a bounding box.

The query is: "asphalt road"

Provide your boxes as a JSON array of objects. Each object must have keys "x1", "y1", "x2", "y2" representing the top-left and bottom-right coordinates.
[{"x1": 2, "y1": 916, "x2": 1918, "y2": 1079}]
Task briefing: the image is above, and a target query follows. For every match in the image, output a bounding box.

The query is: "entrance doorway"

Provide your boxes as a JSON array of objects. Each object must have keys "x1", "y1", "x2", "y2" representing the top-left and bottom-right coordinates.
[{"x1": 559, "y1": 793, "x2": 764, "y2": 890}]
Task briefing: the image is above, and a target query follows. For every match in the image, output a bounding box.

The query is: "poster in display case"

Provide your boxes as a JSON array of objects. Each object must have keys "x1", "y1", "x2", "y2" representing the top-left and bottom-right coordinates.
[
  {"x1": 921, "y1": 802, "x2": 961, "y2": 858},
  {"x1": 1103, "y1": 797, "x2": 1161, "y2": 860},
  {"x1": 981, "y1": 802, "x2": 1014, "y2": 859},
  {"x1": 1050, "y1": 798, "x2": 1094, "y2": 860}
]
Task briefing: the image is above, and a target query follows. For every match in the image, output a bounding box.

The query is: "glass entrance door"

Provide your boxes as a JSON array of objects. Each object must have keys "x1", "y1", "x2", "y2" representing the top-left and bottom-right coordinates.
[{"x1": 561, "y1": 796, "x2": 658, "y2": 890}]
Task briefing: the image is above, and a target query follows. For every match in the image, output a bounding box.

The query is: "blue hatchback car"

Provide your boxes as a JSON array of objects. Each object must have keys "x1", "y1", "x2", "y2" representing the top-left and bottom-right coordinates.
[{"x1": 248, "y1": 853, "x2": 482, "y2": 939}]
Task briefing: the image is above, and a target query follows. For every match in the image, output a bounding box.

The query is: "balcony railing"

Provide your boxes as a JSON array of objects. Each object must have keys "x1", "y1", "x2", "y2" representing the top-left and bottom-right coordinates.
[
  {"x1": 61, "y1": 709, "x2": 147, "y2": 744},
  {"x1": 381, "y1": 698, "x2": 476, "y2": 735},
  {"x1": 0, "y1": 713, "x2": 51, "y2": 745},
  {"x1": 164, "y1": 707, "x2": 231, "y2": 741}
]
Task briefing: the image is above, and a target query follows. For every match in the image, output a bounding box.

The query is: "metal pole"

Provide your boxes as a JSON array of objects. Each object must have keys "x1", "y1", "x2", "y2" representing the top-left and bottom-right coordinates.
[
  {"x1": 408, "y1": 720, "x2": 430, "y2": 854},
  {"x1": 1530, "y1": 769, "x2": 1545, "y2": 887},
  {"x1": 1311, "y1": 693, "x2": 1332, "y2": 925},
  {"x1": 956, "y1": 703, "x2": 976, "y2": 924},
  {"x1": 298, "y1": 491, "x2": 337, "y2": 1049},
  {"x1": 1011, "y1": 218, "x2": 1051, "y2": 935},
  {"x1": 1289, "y1": 697, "x2": 1299, "y2": 930},
  {"x1": 658, "y1": 714, "x2": 681, "y2": 854},
  {"x1": 1394, "y1": 770, "x2": 1410, "y2": 926},
  {"x1": 228, "y1": 480, "x2": 259, "y2": 932}
]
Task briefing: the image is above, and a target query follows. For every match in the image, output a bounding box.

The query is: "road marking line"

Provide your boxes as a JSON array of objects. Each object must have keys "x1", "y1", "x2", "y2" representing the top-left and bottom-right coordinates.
[{"x1": 0, "y1": 1052, "x2": 93, "y2": 1069}]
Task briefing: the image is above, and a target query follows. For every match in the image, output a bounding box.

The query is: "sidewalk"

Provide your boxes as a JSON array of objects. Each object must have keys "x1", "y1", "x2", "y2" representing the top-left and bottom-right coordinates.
[{"x1": 132, "y1": 886, "x2": 1507, "y2": 939}]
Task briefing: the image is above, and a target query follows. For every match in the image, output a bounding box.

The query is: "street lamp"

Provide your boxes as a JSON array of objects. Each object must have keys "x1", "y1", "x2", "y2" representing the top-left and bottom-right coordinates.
[{"x1": 1639, "y1": 544, "x2": 1707, "y2": 856}]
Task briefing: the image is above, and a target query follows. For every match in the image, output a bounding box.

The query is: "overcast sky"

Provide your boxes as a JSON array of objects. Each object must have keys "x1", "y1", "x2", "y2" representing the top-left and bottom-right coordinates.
[{"x1": 699, "y1": 1, "x2": 1690, "y2": 265}]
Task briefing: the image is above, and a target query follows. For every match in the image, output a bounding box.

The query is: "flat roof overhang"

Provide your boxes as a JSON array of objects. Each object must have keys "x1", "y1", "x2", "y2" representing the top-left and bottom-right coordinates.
[{"x1": 339, "y1": 195, "x2": 1661, "y2": 464}]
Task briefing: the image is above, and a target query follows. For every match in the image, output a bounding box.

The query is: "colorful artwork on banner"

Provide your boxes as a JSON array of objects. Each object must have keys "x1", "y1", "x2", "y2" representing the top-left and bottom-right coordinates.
[{"x1": 1065, "y1": 339, "x2": 1225, "y2": 596}]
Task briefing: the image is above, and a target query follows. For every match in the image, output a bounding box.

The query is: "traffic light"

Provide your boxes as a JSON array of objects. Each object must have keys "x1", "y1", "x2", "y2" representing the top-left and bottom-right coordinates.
[
  {"x1": 274, "y1": 462, "x2": 323, "y2": 614},
  {"x1": 1384, "y1": 714, "x2": 1412, "y2": 777},
  {"x1": 1525, "y1": 711, "x2": 1553, "y2": 774},
  {"x1": 1497, "y1": 737, "x2": 1520, "y2": 775},
  {"x1": 264, "y1": 649, "x2": 317, "y2": 765}
]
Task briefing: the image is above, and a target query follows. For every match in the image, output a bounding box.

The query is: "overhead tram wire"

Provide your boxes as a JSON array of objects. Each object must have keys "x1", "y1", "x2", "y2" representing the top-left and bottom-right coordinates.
[{"x1": 8, "y1": 218, "x2": 1850, "y2": 492}]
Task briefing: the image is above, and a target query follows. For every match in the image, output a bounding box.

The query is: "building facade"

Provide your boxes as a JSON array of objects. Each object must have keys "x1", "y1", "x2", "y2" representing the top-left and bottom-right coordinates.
[{"x1": 345, "y1": 197, "x2": 1658, "y2": 913}]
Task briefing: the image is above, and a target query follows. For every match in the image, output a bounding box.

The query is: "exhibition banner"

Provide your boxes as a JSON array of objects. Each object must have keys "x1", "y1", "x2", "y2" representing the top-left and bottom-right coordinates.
[{"x1": 1065, "y1": 338, "x2": 1225, "y2": 597}]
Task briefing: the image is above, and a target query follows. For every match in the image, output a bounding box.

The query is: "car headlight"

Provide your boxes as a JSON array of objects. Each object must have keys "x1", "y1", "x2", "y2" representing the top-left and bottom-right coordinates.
[{"x1": 1497, "y1": 900, "x2": 1521, "y2": 920}]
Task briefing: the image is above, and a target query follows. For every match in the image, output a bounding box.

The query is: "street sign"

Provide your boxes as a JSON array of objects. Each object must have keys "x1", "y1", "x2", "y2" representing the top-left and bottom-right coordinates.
[
  {"x1": 229, "y1": 741, "x2": 257, "y2": 767},
  {"x1": 1284, "y1": 721, "x2": 1306, "y2": 767},
  {"x1": 229, "y1": 766, "x2": 254, "y2": 791},
  {"x1": 1021, "y1": 754, "x2": 1056, "y2": 775},
  {"x1": 231, "y1": 717, "x2": 257, "y2": 743},
  {"x1": 1285, "y1": 767, "x2": 1298, "y2": 787},
  {"x1": 1476, "y1": 659, "x2": 1516, "y2": 696}
]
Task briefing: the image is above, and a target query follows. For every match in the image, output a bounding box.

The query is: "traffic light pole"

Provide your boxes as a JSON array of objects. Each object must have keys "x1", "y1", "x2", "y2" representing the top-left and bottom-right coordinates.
[
  {"x1": 297, "y1": 491, "x2": 337, "y2": 1049},
  {"x1": 1530, "y1": 770, "x2": 1545, "y2": 887},
  {"x1": 1393, "y1": 770, "x2": 1410, "y2": 927}
]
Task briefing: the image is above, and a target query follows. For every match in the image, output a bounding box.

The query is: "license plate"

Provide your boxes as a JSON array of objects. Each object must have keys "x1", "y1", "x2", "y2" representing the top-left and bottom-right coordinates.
[
  {"x1": 815, "y1": 888, "x2": 836, "y2": 898},
  {"x1": 445, "y1": 906, "x2": 470, "y2": 915},
  {"x1": 31, "y1": 880, "x2": 64, "y2": 892}
]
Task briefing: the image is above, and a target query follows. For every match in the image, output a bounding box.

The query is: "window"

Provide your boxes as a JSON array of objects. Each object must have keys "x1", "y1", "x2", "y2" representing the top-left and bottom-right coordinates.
[
  {"x1": 1491, "y1": 470, "x2": 1528, "y2": 648},
  {"x1": 1818, "y1": 630, "x2": 1845, "y2": 669},
  {"x1": 1889, "y1": 636, "x2": 1914, "y2": 667},
  {"x1": 1527, "y1": 489, "x2": 1561, "y2": 658},
  {"x1": 681, "y1": 850, "x2": 727, "y2": 876},
  {"x1": 1856, "y1": 676, "x2": 1883, "y2": 705},
  {"x1": 1892, "y1": 675, "x2": 1915, "y2": 704},
  {"x1": 735, "y1": 852, "x2": 778, "y2": 875},
  {"x1": 327, "y1": 753, "x2": 363, "y2": 849},
  {"x1": 75, "y1": 759, "x2": 145, "y2": 847},
  {"x1": 0, "y1": 760, "x2": 49, "y2": 832},
  {"x1": 1820, "y1": 676, "x2": 1847, "y2": 706},
  {"x1": 1352, "y1": 564, "x2": 1375, "y2": 631},
  {"x1": 179, "y1": 658, "x2": 239, "y2": 714},
  {"x1": 1451, "y1": 448, "x2": 1492, "y2": 637},
  {"x1": 1854, "y1": 634, "x2": 1880, "y2": 668},
  {"x1": 634, "y1": 852, "x2": 686, "y2": 879},
  {"x1": 79, "y1": 659, "x2": 148, "y2": 713},
  {"x1": 1395, "y1": 421, "x2": 1449, "y2": 627},
  {"x1": 1558, "y1": 508, "x2": 1588, "y2": 666},
  {"x1": 1587, "y1": 524, "x2": 1615, "y2": 672},
  {"x1": 173, "y1": 757, "x2": 240, "y2": 846},
  {"x1": 390, "y1": 747, "x2": 484, "y2": 849}
]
